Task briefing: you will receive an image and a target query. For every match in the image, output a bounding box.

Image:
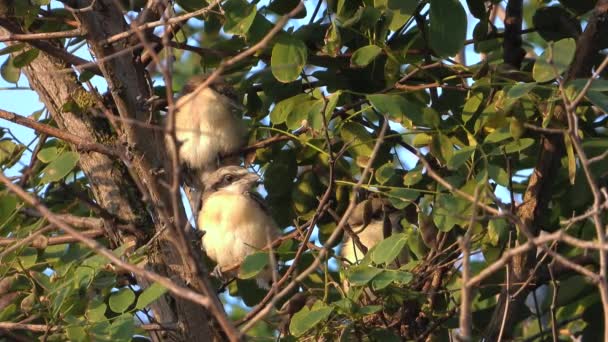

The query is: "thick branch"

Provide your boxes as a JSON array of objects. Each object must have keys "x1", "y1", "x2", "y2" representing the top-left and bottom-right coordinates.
[{"x1": 0, "y1": 109, "x2": 121, "y2": 158}]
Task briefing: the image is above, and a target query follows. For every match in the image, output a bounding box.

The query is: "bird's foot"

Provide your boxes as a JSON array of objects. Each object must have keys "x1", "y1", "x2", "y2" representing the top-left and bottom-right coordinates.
[{"x1": 211, "y1": 265, "x2": 226, "y2": 281}]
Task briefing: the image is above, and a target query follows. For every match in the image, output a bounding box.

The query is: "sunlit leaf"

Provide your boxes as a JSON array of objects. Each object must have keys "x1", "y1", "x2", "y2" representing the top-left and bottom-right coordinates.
[
  {"x1": 271, "y1": 36, "x2": 308, "y2": 83},
  {"x1": 350, "y1": 45, "x2": 382, "y2": 68},
  {"x1": 109, "y1": 288, "x2": 135, "y2": 313}
]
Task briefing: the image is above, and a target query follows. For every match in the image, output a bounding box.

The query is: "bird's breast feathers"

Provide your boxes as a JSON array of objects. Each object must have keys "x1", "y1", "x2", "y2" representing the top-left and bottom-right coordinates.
[{"x1": 200, "y1": 192, "x2": 278, "y2": 266}]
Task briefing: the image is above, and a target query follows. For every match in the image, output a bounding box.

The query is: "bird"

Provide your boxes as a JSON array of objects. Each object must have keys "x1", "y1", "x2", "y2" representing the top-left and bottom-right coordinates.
[
  {"x1": 340, "y1": 197, "x2": 409, "y2": 265},
  {"x1": 340, "y1": 197, "x2": 409, "y2": 297},
  {"x1": 198, "y1": 166, "x2": 281, "y2": 289},
  {"x1": 168, "y1": 75, "x2": 247, "y2": 189}
]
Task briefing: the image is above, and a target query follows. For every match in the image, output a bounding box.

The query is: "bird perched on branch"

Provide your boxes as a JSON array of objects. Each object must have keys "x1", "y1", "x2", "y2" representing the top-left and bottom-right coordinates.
[
  {"x1": 341, "y1": 197, "x2": 409, "y2": 266},
  {"x1": 198, "y1": 166, "x2": 281, "y2": 288},
  {"x1": 168, "y1": 75, "x2": 247, "y2": 189},
  {"x1": 340, "y1": 197, "x2": 409, "y2": 298}
]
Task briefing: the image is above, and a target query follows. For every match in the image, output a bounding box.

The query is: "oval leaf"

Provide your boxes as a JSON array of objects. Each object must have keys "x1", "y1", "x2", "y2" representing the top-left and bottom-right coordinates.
[
  {"x1": 290, "y1": 305, "x2": 333, "y2": 337},
  {"x1": 347, "y1": 266, "x2": 384, "y2": 286},
  {"x1": 239, "y1": 252, "x2": 270, "y2": 279},
  {"x1": 223, "y1": 0, "x2": 257, "y2": 36},
  {"x1": 109, "y1": 288, "x2": 135, "y2": 313},
  {"x1": 39, "y1": 151, "x2": 79, "y2": 184},
  {"x1": 271, "y1": 36, "x2": 308, "y2": 83},
  {"x1": 371, "y1": 233, "x2": 407, "y2": 265},
  {"x1": 350, "y1": 45, "x2": 382, "y2": 68},
  {"x1": 136, "y1": 282, "x2": 167, "y2": 310},
  {"x1": 429, "y1": 0, "x2": 467, "y2": 57}
]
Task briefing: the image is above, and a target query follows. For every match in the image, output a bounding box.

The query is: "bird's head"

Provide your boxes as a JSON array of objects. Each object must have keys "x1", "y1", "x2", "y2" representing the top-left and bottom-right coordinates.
[
  {"x1": 181, "y1": 74, "x2": 238, "y2": 102},
  {"x1": 203, "y1": 166, "x2": 260, "y2": 194}
]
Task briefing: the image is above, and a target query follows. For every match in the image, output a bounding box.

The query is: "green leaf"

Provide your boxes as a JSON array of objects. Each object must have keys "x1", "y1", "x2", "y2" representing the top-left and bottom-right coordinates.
[
  {"x1": 367, "y1": 94, "x2": 424, "y2": 126},
  {"x1": 0, "y1": 140, "x2": 18, "y2": 164},
  {"x1": 564, "y1": 134, "x2": 576, "y2": 185},
  {"x1": 268, "y1": 0, "x2": 306, "y2": 18},
  {"x1": 533, "y1": 38, "x2": 576, "y2": 83},
  {"x1": 466, "y1": 0, "x2": 486, "y2": 19},
  {"x1": 324, "y1": 91, "x2": 342, "y2": 118},
  {"x1": 66, "y1": 325, "x2": 87, "y2": 342},
  {"x1": 533, "y1": 6, "x2": 581, "y2": 42},
  {"x1": 447, "y1": 146, "x2": 476, "y2": 170},
  {"x1": 0, "y1": 43, "x2": 24, "y2": 56},
  {"x1": 462, "y1": 92, "x2": 483, "y2": 123},
  {"x1": 507, "y1": 82, "x2": 537, "y2": 99},
  {"x1": 37, "y1": 146, "x2": 59, "y2": 163},
  {"x1": 136, "y1": 282, "x2": 168, "y2": 310},
  {"x1": 0, "y1": 192, "x2": 18, "y2": 226},
  {"x1": 270, "y1": 94, "x2": 309, "y2": 124},
  {"x1": 386, "y1": 0, "x2": 416, "y2": 30},
  {"x1": 111, "y1": 314, "x2": 136, "y2": 340},
  {"x1": 87, "y1": 300, "x2": 107, "y2": 322},
  {"x1": 387, "y1": 188, "x2": 418, "y2": 209},
  {"x1": 371, "y1": 269, "x2": 413, "y2": 290},
  {"x1": 357, "y1": 305, "x2": 382, "y2": 315},
  {"x1": 436, "y1": 133, "x2": 454, "y2": 164},
  {"x1": 290, "y1": 304, "x2": 333, "y2": 337},
  {"x1": 108, "y1": 288, "x2": 135, "y2": 313},
  {"x1": 78, "y1": 70, "x2": 95, "y2": 83},
  {"x1": 347, "y1": 266, "x2": 383, "y2": 286},
  {"x1": 487, "y1": 218, "x2": 508, "y2": 247},
  {"x1": 341, "y1": 122, "x2": 374, "y2": 156},
  {"x1": 239, "y1": 252, "x2": 270, "y2": 279},
  {"x1": 484, "y1": 128, "x2": 511, "y2": 144},
  {"x1": 1, "y1": 56, "x2": 20, "y2": 84},
  {"x1": 350, "y1": 45, "x2": 382, "y2": 68},
  {"x1": 375, "y1": 162, "x2": 395, "y2": 184},
  {"x1": 502, "y1": 138, "x2": 535, "y2": 154},
  {"x1": 412, "y1": 133, "x2": 432, "y2": 147},
  {"x1": 12, "y1": 48, "x2": 39, "y2": 68},
  {"x1": 371, "y1": 233, "x2": 407, "y2": 264},
  {"x1": 39, "y1": 151, "x2": 79, "y2": 184},
  {"x1": 18, "y1": 247, "x2": 38, "y2": 269},
  {"x1": 487, "y1": 164, "x2": 509, "y2": 187},
  {"x1": 586, "y1": 91, "x2": 608, "y2": 113},
  {"x1": 429, "y1": 0, "x2": 467, "y2": 57},
  {"x1": 223, "y1": 0, "x2": 257, "y2": 36},
  {"x1": 287, "y1": 99, "x2": 318, "y2": 129},
  {"x1": 403, "y1": 165, "x2": 423, "y2": 186},
  {"x1": 322, "y1": 23, "x2": 341, "y2": 57},
  {"x1": 271, "y1": 36, "x2": 308, "y2": 83},
  {"x1": 569, "y1": 79, "x2": 608, "y2": 92}
]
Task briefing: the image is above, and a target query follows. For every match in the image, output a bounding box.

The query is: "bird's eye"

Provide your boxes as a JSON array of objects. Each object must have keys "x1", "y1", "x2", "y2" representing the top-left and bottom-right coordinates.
[{"x1": 224, "y1": 175, "x2": 234, "y2": 183}]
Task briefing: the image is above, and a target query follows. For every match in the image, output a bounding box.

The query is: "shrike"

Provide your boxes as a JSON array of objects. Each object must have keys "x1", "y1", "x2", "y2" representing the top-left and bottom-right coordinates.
[
  {"x1": 340, "y1": 198, "x2": 409, "y2": 298},
  {"x1": 169, "y1": 75, "x2": 246, "y2": 188},
  {"x1": 198, "y1": 166, "x2": 281, "y2": 288},
  {"x1": 341, "y1": 198, "x2": 408, "y2": 265}
]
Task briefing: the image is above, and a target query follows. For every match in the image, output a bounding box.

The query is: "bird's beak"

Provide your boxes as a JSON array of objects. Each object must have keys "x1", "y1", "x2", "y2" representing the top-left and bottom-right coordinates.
[{"x1": 244, "y1": 172, "x2": 260, "y2": 185}]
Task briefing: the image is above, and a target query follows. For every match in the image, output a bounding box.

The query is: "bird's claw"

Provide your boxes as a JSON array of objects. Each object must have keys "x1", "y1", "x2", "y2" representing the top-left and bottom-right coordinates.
[{"x1": 211, "y1": 265, "x2": 226, "y2": 281}]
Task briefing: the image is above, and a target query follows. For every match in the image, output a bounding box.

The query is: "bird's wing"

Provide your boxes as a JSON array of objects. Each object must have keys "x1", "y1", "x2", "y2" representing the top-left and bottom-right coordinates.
[{"x1": 245, "y1": 191, "x2": 272, "y2": 216}]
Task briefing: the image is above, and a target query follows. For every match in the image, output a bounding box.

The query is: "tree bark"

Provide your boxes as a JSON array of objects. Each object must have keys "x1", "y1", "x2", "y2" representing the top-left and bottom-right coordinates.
[{"x1": 0, "y1": 1, "x2": 221, "y2": 340}]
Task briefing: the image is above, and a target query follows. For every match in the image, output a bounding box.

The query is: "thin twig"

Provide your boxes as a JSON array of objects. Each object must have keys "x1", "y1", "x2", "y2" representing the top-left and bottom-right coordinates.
[
  {"x1": 0, "y1": 172, "x2": 243, "y2": 340},
  {"x1": 240, "y1": 118, "x2": 389, "y2": 332}
]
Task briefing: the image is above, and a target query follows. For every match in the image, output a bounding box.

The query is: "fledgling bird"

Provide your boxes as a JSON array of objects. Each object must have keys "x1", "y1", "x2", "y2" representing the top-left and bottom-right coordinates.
[
  {"x1": 198, "y1": 166, "x2": 281, "y2": 289},
  {"x1": 340, "y1": 198, "x2": 409, "y2": 297},
  {"x1": 168, "y1": 75, "x2": 247, "y2": 188},
  {"x1": 340, "y1": 198, "x2": 409, "y2": 265}
]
